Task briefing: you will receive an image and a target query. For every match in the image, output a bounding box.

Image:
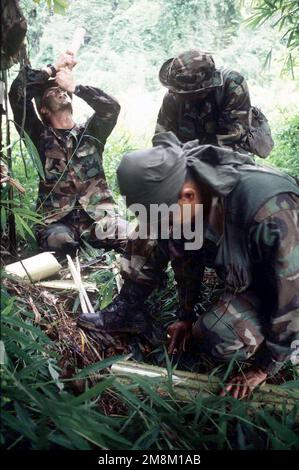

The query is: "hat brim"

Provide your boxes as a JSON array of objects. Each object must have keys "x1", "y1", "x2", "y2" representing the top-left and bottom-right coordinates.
[
  {"x1": 159, "y1": 58, "x2": 223, "y2": 94},
  {"x1": 159, "y1": 57, "x2": 175, "y2": 88}
]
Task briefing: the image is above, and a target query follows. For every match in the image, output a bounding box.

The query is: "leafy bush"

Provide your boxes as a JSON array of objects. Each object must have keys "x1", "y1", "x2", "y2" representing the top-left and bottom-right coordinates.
[{"x1": 269, "y1": 114, "x2": 299, "y2": 177}]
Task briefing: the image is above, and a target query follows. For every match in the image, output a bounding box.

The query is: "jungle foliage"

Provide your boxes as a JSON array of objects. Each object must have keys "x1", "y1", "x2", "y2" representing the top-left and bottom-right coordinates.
[{"x1": 1, "y1": 0, "x2": 298, "y2": 451}]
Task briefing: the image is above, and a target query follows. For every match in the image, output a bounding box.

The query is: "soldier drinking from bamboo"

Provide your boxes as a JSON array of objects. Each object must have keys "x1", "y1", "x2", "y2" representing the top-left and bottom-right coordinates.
[{"x1": 9, "y1": 51, "x2": 127, "y2": 254}]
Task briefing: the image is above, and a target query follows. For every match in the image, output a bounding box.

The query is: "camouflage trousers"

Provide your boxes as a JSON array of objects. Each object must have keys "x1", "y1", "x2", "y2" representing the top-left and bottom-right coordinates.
[
  {"x1": 121, "y1": 234, "x2": 265, "y2": 362},
  {"x1": 36, "y1": 207, "x2": 128, "y2": 254},
  {"x1": 121, "y1": 235, "x2": 204, "y2": 309},
  {"x1": 193, "y1": 290, "x2": 265, "y2": 362}
]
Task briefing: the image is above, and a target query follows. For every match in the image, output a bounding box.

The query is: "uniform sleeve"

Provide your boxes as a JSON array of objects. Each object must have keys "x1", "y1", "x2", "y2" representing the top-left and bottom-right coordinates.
[
  {"x1": 9, "y1": 66, "x2": 47, "y2": 147},
  {"x1": 216, "y1": 72, "x2": 251, "y2": 148},
  {"x1": 74, "y1": 85, "x2": 120, "y2": 148},
  {"x1": 154, "y1": 92, "x2": 178, "y2": 137},
  {"x1": 250, "y1": 197, "x2": 299, "y2": 375}
]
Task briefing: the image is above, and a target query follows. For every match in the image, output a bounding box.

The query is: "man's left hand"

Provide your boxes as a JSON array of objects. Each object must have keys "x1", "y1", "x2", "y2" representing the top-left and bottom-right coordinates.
[
  {"x1": 220, "y1": 368, "x2": 268, "y2": 400},
  {"x1": 56, "y1": 68, "x2": 76, "y2": 93}
]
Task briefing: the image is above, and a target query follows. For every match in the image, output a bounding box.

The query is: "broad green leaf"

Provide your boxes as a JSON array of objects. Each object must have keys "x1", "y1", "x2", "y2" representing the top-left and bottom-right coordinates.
[{"x1": 23, "y1": 130, "x2": 45, "y2": 180}]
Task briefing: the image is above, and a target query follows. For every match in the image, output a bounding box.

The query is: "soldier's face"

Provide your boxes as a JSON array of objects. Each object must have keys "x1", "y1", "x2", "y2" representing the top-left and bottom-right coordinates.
[
  {"x1": 42, "y1": 87, "x2": 72, "y2": 113},
  {"x1": 174, "y1": 180, "x2": 203, "y2": 226}
]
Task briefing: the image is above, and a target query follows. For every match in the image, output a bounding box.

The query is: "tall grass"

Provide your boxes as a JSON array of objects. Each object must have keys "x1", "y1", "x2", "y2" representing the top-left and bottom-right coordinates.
[{"x1": 1, "y1": 273, "x2": 298, "y2": 450}]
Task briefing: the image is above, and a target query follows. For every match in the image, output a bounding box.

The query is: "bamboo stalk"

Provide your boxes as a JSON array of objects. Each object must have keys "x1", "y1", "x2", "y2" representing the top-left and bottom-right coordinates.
[
  {"x1": 112, "y1": 254, "x2": 123, "y2": 293},
  {"x1": 66, "y1": 255, "x2": 94, "y2": 314},
  {"x1": 111, "y1": 360, "x2": 299, "y2": 415},
  {"x1": 3, "y1": 70, "x2": 17, "y2": 253},
  {"x1": 5, "y1": 252, "x2": 61, "y2": 281},
  {"x1": 35, "y1": 279, "x2": 98, "y2": 291},
  {"x1": 68, "y1": 28, "x2": 86, "y2": 55},
  {"x1": 76, "y1": 255, "x2": 88, "y2": 312}
]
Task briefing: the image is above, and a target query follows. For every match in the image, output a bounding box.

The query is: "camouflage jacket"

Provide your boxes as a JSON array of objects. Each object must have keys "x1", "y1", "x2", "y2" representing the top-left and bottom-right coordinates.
[
  {"x1": 155, "y1": 67, "x2": 251, "y2": 151},
  {"x1": 202, "y1": 190, "x2": 299, "y2": 376},
  {"x1": 177, "y1": 138, "x2": 299, "y2": 374},
  {"x1": 9, "y1": 67, "x2": 120, "y2": 223}
]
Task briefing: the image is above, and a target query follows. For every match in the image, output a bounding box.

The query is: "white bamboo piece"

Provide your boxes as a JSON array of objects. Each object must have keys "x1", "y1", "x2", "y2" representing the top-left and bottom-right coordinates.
[
  {"x1": 5, "y1": 252, "x2": 61, "y2": 281},
  {"x1": 112, "y1": 254, "x2": 123, "y2": 293},
  {"x1": 66, "y1": 255, "x2": 94, "y2": 314},
  {"x1": 76, "y1": 255, "x2": 87, "y2": 313},
  {"x1": 68, "y1": 27, "x2": 86, "y2": 55},
  {"x1": 35, "y1": 280, "x2": 98, "y2": 291}
]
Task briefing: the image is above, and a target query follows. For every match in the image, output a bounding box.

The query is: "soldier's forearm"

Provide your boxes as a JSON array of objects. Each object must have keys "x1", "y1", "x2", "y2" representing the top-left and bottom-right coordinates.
[{"x1": 74, "y1": 85, "x2": 121, "y2": 117}]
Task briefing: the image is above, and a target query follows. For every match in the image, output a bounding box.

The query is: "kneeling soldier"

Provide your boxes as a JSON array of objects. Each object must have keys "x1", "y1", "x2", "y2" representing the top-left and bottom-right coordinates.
[
  {"x1": 9, "y1": 51, "x2": 127, "y2": 254},
  {"x1": 79, "y1": 132, "x2": 299, "y2": 398}
]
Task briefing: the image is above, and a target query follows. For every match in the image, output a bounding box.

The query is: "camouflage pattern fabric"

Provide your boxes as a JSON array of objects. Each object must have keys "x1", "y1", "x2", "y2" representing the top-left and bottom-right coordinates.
[
  {"x1": 159, "y1": 50, "x2": 222, "y2": 94},
  {"x1": 36, "y1": 207, "x2": 127, "y2": 253},
  {"x1": 121, "y1": 193, "x2": 299, "y2": 374},
  {"x1": 193, "y1": 289, "x2": 264, "y2": 362},
  {"x1": 121, "y1": 234, "x2": 204, "y2": 313},
  {"x1": 1, "y1": 0, "x2": 27, "y2": 70},
  {"x1": 36, "y1": 125, "x2": 116, "y2": 224},
  {"x1": 155, "y1": 67, "x2": 251, "y2": 150},
  {"x1": 9, "y1": 67, "x2": 127, "y2": 251}
]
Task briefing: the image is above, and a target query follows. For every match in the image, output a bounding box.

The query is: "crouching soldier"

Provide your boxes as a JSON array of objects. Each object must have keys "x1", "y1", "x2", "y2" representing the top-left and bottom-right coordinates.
[
  {"x1": 78, "y1": 132, "x2": 299, "y2": 398},
  {"x1": 9, "y1": 51, "x2": 127, "y2": 254},
  {"x1": 155, "y1": 49, "x2": 274, "y2": 157}
]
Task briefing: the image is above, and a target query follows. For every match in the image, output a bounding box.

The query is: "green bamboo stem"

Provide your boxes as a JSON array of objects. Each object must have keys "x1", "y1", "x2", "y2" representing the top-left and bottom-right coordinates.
[{"x1": 111, "y1": 360, "x2": 299, "y2": 416}]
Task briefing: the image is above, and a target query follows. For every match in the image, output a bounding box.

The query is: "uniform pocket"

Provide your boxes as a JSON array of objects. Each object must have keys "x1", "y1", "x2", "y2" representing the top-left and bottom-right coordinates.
[
  {"x1": 73, "y1": 142, "x2": 104, "y2": 180},
  {"x1": 45, "y1": 148, "x2": 67, "y2": 182}
]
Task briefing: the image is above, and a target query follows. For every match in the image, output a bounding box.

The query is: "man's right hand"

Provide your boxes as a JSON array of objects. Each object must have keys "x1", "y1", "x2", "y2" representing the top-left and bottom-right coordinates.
[
  {"x1": 167, "y1": 320, "x2": 193, "y2": 355},
  {"x1": 54, "y1": 51, "x2": 77, "y2": 71}
]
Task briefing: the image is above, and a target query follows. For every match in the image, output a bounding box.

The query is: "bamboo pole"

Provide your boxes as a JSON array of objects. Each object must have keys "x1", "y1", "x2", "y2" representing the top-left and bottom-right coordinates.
[
  {"x1": 111, "y1": 360, "x2": 299, "y2": 415},
  {"x1": 3, "y1": 70, "x2": 17, "y2": 254},
  {"x1": 66, "y1": 255, "x2": 94, "y2": 314},
  {"x1": 5, "y1": 252, "x2": 61, "y2": 281}
]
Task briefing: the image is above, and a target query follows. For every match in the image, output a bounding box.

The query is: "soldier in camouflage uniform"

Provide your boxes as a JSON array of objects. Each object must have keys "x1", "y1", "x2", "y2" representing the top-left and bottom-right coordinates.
[
  {"x1": 78, "y1": 132, "x2": 299, "y2": 398},
  {"x1": 97, "y1": 51, "x2": 263, "y2": 298},
  {"x1": 114, "y1": 51, "x2": 273, "y2": 290},
  {"x1": 9, "y1": 52, "x2": 127, "y2": 253},
  {"x1": 154, "y1": 49, "x2": 272, "y2": 154}
]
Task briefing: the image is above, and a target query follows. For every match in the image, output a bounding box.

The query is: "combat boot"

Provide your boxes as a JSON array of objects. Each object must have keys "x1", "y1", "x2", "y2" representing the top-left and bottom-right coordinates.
[{"x1": 77, "y1": 281, "x2": 152, "y2": 335}]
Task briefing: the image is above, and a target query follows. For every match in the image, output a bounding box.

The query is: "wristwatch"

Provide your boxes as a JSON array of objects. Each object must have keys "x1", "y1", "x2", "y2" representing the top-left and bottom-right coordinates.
[
  {"x1": 46, "y1": 64, "x2": 57, "y2": 77},
  {"x1": 74, "y1": 84, "x2": 82, "y2": 95}
]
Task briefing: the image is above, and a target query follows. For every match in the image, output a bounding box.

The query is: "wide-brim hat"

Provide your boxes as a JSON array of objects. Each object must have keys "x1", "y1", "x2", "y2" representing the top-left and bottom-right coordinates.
[{"x1": 159, "y1": 50, "x2": 223, "y2": 94}]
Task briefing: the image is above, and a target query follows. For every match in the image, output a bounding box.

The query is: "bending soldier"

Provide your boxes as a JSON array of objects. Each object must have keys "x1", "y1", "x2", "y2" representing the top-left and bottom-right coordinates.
[
  {"x1": 155, "y1": 49, "x2": 273, "y2": 157},
  {"x1": 78, "y1": 50, "x2": 274, "y2": 337},
  {"x1": 80, "y1": 132, "x2": 298, "y2": 398}
]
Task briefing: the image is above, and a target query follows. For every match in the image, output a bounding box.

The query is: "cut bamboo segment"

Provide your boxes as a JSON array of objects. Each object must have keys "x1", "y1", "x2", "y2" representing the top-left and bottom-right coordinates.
[
  {"x1": 111, "y1": 360, "x2": 299, "y2": 416},
  {"x1": 5, "y1": 252, "x2": 61, "y2": 281},
  {"x1": 68, "y1": 27, "x2": 86, "y2": 55},
  {"x1": 35, "y1": 280, "x2": 98, "y2": 291},
  {"x1": 66, "y1": 255, "x2": 95, "y2": 314}
]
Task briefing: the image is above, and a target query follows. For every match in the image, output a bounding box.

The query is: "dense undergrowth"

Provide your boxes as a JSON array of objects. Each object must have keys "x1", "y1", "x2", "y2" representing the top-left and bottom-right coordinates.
[
  {"x1": 1, "y1": 246, "x2": 299, "y2": 450},
  {"x1": 1, "y1": 122, "x2": 299, "y2": 450}
]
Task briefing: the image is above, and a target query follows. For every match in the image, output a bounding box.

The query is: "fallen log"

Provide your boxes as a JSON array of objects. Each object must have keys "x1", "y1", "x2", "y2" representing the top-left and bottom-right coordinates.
[{"x1": 111, "y1": 360, "x2": 299, "y2": 416}]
